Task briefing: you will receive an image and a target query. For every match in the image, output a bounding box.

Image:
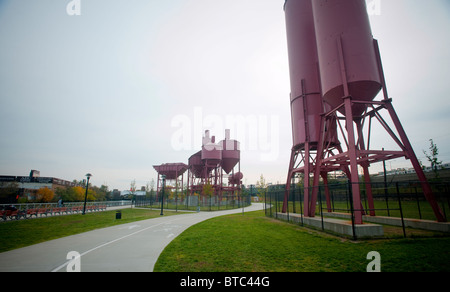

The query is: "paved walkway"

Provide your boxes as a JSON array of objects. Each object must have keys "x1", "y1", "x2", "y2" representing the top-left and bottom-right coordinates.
[{"x1": 0, "y1": 203, "x2": 264, "y2": 272}]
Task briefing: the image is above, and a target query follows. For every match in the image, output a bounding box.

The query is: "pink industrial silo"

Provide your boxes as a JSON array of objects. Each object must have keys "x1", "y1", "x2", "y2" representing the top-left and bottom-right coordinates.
[
  {"x1": 153, "y1": 163, "x2": 188, "y2": 180},
  {"x1": 153, "y1": 163, "x2": 188, "y2": 201},
  {"x1": 306, "y1": 0, "x2": 445, "y2": 223},
  {"x1": 282, "y1": 0, "x2": 339, "y2": 215},
  {"x1": 200, "y1": 130, "x2": 222, "y2": 197},
  {"x1": 201, "y1": 130, "x2": 222, "y2": 168},
  {"x1": 188, "y1": 151, "x2": 204, "y2": 178},
  {"x1": 286, "y1": 0, "x2": 323, "y2": 149},
  {"x1": 220, "y1": 129, "x2": 240, "y2": 175},
  {"x1": 186, "y1": 129, "x2": 243, "y2": 206},
  {"x1": 312, "y1": 0, "x2": 382, "y2": 116}
]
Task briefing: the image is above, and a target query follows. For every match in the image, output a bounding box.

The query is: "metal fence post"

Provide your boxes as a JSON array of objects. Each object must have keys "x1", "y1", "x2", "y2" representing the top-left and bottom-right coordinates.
[
  {"x1": 396, "y1": 182, "x2": 406, "y2": 238},
  {"x1": 299, "y1": 186, "x2": 304, "y2": 226},
  {"x1": 348, "y1": 180, "x2": 357, "y2": 241},
  {"x1": 319, "y1": 186, "x2": 324, "y2": 231},
  {"x1": 414, "y1": 186, "x2": 422, "y2": 220},
  {"x1": 286, "y1": 189, "x2": 290, "y2": 222}
]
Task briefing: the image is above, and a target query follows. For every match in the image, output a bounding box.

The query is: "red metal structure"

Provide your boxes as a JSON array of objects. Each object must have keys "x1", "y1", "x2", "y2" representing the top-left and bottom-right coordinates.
[
  {"x1": 186, "y1": 129, "x2": 242, "y2": 203},
  {"x1": 283, "y1": 0, "x2": 445, "y2": 223},
  {"x1": 153, "y1": 163, "x2": 188, "y2": 200},
  {"x1": 282, "y1": 0, "x2": 340, "y2": 215},
  {"x1": 220, "y1": 129, "x2": 242, "y2": 198}
]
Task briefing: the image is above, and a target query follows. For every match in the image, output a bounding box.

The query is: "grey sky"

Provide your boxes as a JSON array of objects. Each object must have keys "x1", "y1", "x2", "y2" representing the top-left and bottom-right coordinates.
[{"x1": 0, "y1": 0, "x2": 449, "y2": 191}]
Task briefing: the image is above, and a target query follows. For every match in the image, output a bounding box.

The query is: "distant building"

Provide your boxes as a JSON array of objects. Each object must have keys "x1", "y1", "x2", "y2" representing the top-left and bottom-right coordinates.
[
  {"x1": 0, "y1": 170, "x2": 76, "y2": 202},
  {"x1": 121, "y1": 190, "x2": 146, "y2": 197},
  {"x1": 112, "y1": 189, "x2": 121, "y2": 200},
  {"x1": 376, "y1": 163, "x2": 450, "y2": 177}
]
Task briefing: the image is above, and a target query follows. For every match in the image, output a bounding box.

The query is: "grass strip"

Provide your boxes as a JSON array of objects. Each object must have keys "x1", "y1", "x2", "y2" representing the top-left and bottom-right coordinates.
[{"x1": 154, "y1": 210, "x2": 450, "y2": 272}]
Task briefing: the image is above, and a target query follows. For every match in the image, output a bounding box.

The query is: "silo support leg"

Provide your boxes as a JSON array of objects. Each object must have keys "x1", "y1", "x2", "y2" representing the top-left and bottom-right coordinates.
[
  {"x1": 283, "y1": 151, "x2": 296, "y2": 214},
  {"x1": 384, "y1": 101, "x2": 446, "y2": 222},
  {"x1": 344, "y1": 97, "x2": 363, "y2": 225}
]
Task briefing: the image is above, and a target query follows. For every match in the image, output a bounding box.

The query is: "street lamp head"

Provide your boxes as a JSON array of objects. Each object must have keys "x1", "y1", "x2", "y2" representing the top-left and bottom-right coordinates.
[{"x1": 85, "y1": 173, "x2": 92, "y2": 178}]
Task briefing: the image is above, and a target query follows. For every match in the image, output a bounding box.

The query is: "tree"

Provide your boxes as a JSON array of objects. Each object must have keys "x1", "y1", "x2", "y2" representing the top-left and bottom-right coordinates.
[
  {"x1": 423, "y1": 139, "x2": 443, "y2": 180},
  {"x1": 256, "y1": 174, "x2": 267, "y2": 200},
  {"x1": 91, "y1": 184, "x2": 109, "y2": 201},
  {"x1": 36, "y1": 187, "x2": 55, "y2": 202},
  {"x1": 0, "y1": 182, "x2": 19, "y2": 203},
  {"x1": 72, "y1": 186, "x2": 86, "y2": 201},
  {"x1": 202, "y1": 183, "x2": 214, "y2": 199}
]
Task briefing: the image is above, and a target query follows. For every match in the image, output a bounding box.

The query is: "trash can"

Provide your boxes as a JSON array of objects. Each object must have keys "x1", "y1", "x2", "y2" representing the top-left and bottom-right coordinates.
[{"x1": 116, "y1": 210, "x2": 122, "y2": 219}]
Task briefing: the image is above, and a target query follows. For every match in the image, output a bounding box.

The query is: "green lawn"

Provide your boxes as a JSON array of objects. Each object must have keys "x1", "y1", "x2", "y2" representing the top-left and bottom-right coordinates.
[
  {"x1": 154, "y1": 210, "x2": 450, "y2": 272},
  {"x1": 0, "y1": 208, "x2": 182, "y2": 253}
]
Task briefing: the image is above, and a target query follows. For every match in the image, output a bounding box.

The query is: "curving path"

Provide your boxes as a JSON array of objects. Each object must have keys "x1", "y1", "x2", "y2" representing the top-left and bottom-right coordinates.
[{"x1": 0, "y1": 203, "x2": 264, "y2": 272}]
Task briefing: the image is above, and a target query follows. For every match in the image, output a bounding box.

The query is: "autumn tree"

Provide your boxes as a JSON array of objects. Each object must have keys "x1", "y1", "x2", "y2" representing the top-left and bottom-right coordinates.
[
  {"x1": 90, "y1": 184, "x2": 109, "y2": 201},
  {"x1": 36, "y1": 187, "x2": 55, "y2": 202}
]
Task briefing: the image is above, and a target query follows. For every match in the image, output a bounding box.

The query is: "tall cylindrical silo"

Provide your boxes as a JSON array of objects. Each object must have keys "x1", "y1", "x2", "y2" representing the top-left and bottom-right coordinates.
[
  {"x1": 312, "y1": 0, "x2": 382, "y2": 116},
  {"x1": 285, "y1": 0, "x2": 337, "y2": 150}
]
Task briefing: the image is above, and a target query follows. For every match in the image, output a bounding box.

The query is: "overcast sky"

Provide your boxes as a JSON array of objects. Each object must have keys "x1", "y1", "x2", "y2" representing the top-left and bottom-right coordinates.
[{"x1": 1, "y1": 0, "x2": 449, "y2": 191}]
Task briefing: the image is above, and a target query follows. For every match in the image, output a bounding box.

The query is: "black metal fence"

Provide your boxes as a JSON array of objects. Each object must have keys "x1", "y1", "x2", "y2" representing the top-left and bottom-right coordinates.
[
  {"x1": 265, "y1": 181, "x2": 449, "y2": 238},
  {"x1": 135, "y1": 194, "x2": 251, "y2": 212}
]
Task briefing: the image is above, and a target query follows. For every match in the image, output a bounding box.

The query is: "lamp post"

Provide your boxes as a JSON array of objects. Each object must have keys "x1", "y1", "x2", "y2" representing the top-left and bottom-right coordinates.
[
  {"x1": 82, "y1": 173, "x2": 92, "y2": 215},
  {"x1": 160, "y1": 175, "x2": 166, "y2": 216}
]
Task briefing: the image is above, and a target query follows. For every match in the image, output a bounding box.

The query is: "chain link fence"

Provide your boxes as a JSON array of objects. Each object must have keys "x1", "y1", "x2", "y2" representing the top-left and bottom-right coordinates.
[{"x1": 265, "y1": 180, "x2": 449, "y2": 239}]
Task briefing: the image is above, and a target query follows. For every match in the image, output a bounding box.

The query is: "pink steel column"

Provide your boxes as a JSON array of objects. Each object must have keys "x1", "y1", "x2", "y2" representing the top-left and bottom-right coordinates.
[
  {"x1": 309, "y1": 113, "x2": 325, "y2": 216},
  {"x1": 303, "y1": 144, "x2": 311, "y2": 216},
  {"x1": 385, "y1": 101, "x2": 445, "y2": 222},
  {"x1": 282, "y1": 151, "x2": 296, "y2": 213},
  {"x1": 343, "y1": 97, "x2": 363, "y2": 224},
  {"x1": 339, "y1": 33, "x2": 363, "y2": 224},
  {"x1": 373, "y1": 40, "x2": 445, "y2": 222},
  {"x1": 321, "y1": 173, "x2": 332, "y2": 213},
  {"x1": 356, "y1": 120, "x2": 375, "y2": 216}
]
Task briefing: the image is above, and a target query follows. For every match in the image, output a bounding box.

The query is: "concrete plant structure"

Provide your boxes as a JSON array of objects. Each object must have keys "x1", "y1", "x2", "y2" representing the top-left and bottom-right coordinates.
[{"x1": 154, "y1": 129, "x2": 243, "y2": 207}]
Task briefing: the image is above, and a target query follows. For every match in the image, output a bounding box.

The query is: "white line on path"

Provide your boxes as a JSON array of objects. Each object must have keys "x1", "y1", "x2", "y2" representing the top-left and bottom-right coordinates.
[{"x1": 51, "y1": 220, "x2": 172, "y2": 272}]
